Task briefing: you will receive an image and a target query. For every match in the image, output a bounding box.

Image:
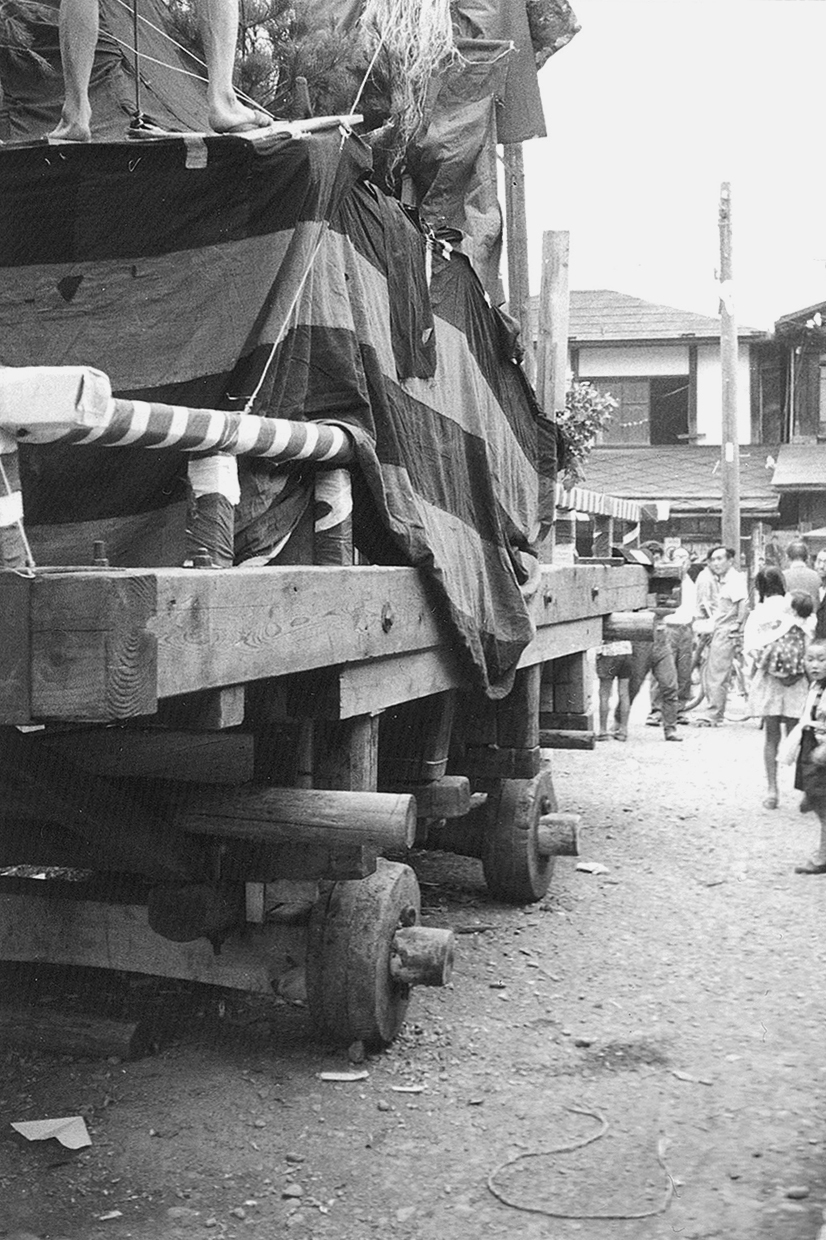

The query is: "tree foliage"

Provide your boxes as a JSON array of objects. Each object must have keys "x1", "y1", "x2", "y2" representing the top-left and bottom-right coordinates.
[{"x1": 555, "y1": 381, "x2": 616, "y2": 486}]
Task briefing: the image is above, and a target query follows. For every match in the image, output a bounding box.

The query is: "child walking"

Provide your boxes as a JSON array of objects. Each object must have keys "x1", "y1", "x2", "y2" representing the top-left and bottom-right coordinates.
[
  {"x1": 743, "y1": 574, "x2": 813, "y2": 809},
  {"x1": 788, "y1": 639, "x2": 826, "y2": 874}
]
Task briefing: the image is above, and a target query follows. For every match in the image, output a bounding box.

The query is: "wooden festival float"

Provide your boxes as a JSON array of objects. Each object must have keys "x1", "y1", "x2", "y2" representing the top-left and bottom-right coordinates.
[{"x1": 0, "y1": 1, "x2": 651, "y2": 1050}]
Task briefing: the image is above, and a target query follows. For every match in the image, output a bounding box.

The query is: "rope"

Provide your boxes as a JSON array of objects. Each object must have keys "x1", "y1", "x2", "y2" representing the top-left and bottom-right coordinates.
[
  {"x1": 109, "y1": 0, "x2": 267, "y2": 113},
  {"x1": 486, "y1": 1107, "x2": 675, "y2": 1221}
]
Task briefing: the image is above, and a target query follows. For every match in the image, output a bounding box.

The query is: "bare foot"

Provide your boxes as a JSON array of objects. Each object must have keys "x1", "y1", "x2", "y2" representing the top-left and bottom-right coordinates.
[
  {"x1": 208, "y1": 99, "x2": 272, "y2": 134},
  {"x1": 47, "y1": 108, "x2": 91, "y2": 143}
]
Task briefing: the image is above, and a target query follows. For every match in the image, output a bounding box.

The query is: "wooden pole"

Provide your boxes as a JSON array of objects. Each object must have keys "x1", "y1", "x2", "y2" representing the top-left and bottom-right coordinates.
[
  {"x1": 503, "y1": 144, "x2": 534, "y2": 382},
  {"x1": 537, "y1": 231, "x2": 573, "y2": 564},
  {"x1": 536, "y1": 231, "x2": 570, "y2": 416},
  {"x1": 718, "y1": 183, "x2": 741, "y2": 561}
]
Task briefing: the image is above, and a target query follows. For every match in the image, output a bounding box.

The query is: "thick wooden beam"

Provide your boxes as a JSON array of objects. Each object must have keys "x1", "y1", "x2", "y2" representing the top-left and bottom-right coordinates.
[
  {"x1": 180, "y1": 786, "x2": 415, "y2": 853},
  {"x1": 0, "y1": 572, "x2": 31, "y2": 724},
  {"x1": 602, "y1": 610, "x2": 655, "y2": 643},
  {"x1": 0, "y1": 889, "x2": 307, "y2": 992},
  {"x1": 0, "y1": 1006, "x2": 151, "y2": 1061},
  {"x1": 30, "y1": 570, "x2": 158, "y2": 720},
  {"x1": 0, "y1": 564, "x2": 649, "y2": 725},
  {"x1": 539, "y1": 729, "x2": 596, "y2": 750}
]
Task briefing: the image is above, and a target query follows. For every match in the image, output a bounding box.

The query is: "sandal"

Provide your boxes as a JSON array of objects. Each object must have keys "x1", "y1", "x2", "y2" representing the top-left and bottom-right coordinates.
[
  {"x1": 794, "y1": 858, "x2": 826, "y2": 875},
  {"x1": 762, "y1": 795, "x2": 778, "y2": 810},
  {"x1": 596, "y1": 732, "x2": 611, "y2": 741}
]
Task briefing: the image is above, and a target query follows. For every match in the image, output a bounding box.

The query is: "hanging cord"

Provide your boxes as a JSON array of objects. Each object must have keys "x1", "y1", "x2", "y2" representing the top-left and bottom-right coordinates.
[
  {"x1": 110, "y1": 0, "x2": 270, "y2": 114},
  {"x1": 131, "y1": 0, "x2": 142, "y2": 122},
  {"x1": 486, "y1": 1107, "x2": 675, "y2": 1221},
  {"x1": 0, "y1": 455, "x2": 36, "y2": 572}
]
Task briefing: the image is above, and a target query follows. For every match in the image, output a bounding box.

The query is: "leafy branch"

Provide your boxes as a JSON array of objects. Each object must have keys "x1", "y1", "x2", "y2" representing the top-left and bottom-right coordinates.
[{"x1": 555, "y1": 381, "x2": 616, "y2": 487}]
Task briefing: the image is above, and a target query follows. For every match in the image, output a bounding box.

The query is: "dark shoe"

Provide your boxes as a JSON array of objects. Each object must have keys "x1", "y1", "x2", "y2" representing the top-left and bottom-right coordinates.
[
  {"x1": 800, "y1": 795, "x2": 812, "y2": 814},
  {"x1": 664, "y1": 731, "x2": 683, "y2": 742},
  {"x1": 794, "y1": 859, "x2": 826, "y2": 875}
]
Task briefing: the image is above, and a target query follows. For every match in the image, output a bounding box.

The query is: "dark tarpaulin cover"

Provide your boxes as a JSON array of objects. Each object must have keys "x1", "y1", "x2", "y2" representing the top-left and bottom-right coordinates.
[{"x1": 0, "y1": 130, "x2": 547, "y2": 694}]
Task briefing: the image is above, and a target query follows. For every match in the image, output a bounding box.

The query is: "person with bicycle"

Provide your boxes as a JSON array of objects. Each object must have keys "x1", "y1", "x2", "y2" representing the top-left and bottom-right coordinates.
[{"x1": 691, "y1": 546, "x2": 749, "y2": 726}]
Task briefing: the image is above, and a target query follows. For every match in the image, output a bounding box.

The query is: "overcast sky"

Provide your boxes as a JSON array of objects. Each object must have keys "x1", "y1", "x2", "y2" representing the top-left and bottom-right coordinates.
[{"x1": 521, "y1": 0, "x2": 826, "y2": 329}]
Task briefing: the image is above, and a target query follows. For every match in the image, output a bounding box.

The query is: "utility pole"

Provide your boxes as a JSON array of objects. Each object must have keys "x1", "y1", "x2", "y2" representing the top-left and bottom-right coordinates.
[{"x1": 718, "y1": 182, "x2": 741, "y2": 561}]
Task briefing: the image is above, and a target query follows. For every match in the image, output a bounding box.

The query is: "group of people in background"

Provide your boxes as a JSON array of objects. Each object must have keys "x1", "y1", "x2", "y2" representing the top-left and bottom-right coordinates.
[{"x1": 595, "y1": 536, "x2": 826, "y2": 875}]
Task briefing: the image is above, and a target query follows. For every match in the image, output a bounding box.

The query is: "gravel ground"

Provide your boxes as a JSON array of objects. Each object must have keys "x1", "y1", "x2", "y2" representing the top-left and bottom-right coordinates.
[{"x1": 2, "y1": 686, "x2": 826, "y2": 1240}]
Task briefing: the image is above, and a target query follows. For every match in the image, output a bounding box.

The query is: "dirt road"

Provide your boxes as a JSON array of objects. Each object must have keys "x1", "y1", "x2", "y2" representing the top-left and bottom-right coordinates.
[{"x1": 3, "y1": 692, "x2": 826, "y2": 1240}]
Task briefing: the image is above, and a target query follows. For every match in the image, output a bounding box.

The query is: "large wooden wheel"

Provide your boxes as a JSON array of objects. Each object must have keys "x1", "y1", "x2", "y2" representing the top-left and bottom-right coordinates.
[
  {"x1": 481, "y1": 768, "x2": 557, "y2": 903},
  {"x1": 306, "y1": 859, "x2": 420, "y2": 1047}
]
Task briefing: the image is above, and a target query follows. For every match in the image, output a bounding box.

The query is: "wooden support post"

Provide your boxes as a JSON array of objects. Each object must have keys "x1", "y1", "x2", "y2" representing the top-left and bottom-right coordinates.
[
  {"x1": 185, "y1": 454, "x2": 238, "y2": 568},
  {"x1": 157, "y1": 684, "x2": 246, "y2": 730},
  {"x1": 549, "y1": 651, "x2": 591, "y2": 716},
  {"x1": 536, "y1": 230, "x2": 572, "y2": 564},
  {"x1": 378, "y1": 690, "x2": 456, "y2": 786},
  {"x1": 313, "y1": 469, "x2": 353, "y2": 566},
  {"x1": 593, "y1": 514, "x2": 614, "y2": 559},
  {"x1": 496, "y1": 665, "x2": 540, "y2": 750},
  {"x1": 314, "y1": 713, "x2": 380, "y2": 793},
  {"x1": 503, "y1": 143, "x2": 535, "y2": 384}
]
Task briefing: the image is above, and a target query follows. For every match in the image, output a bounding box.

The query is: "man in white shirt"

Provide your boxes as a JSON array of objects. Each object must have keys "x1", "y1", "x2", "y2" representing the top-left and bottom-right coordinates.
[{"x1": 692, "y1": 545, "x2": 749, "y2": 726}]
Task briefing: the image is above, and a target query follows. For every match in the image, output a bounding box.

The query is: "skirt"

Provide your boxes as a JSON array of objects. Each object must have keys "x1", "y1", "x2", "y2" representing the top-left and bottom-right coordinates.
[{"x1": 747, "y1": 670, "x2": 808, "y2": 720}]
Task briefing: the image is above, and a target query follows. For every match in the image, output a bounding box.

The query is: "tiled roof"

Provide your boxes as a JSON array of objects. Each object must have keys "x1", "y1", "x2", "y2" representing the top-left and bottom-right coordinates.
[
  {"x1": 526, "y1": 290, "x2": 765, "y2": 343},
  {"x1": 772, "y1": 444, "x2": 826, "y2": 490},
  {"x1": 580, "y1": 445, "x2": 781, "y2": 515}
]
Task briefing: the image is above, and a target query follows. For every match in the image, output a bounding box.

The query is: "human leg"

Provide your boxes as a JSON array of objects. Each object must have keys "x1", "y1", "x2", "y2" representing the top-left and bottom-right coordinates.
[
  {"x1": 48, "y1": 0, "x2": 98, "y2": 141},
  {"x1": 615, "y1": 677, "x2": 630, "y2": 740},
  {"x1": 701, "y1": 630, "x2": 733, "y2": 724},
  {"x1": 198, "y1": 0, "x2": 271, "y2": 132},
  {"x1": 597, "y1": 677, "x2": 612, "y2": 739},
  {"x1": 670, "y1": 624, "x2": 694, "y2": 714},
  {"x1": 651, "y1": 633, "x2": 680, "y2": 739},
  {"x1": 762, "y1": 716, "x2": 783, "y2": 807}
]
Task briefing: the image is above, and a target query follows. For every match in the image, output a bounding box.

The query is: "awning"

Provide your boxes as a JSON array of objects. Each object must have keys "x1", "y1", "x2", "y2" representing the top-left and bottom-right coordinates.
[{"x1": 771, "y1": 445, "x2": 826, "y2": 491}]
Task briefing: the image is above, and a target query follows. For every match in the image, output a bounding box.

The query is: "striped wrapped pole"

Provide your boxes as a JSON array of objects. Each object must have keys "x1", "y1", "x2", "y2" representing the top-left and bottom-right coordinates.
[
  {"x1": 60, "y1": 398, "x2": 354, "y2": 466},
  {"x1": 0, "y1": 367, "x2": 356, "y2": 570},
  {"x1": 0, "y1": 368, "x2": 353, "y2": 466}
]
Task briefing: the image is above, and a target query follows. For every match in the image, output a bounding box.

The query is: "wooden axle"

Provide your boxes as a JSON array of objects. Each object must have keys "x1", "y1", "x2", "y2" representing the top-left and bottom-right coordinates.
[
  {"x1": 536, "y1": 811, "x2": 581, "y2": 857},
  {"x1": 389, "y1": 925, "x2": 455, "y2": 987},
  {"x1": 178, "y1": 786, "x2": 416, "y2": 855},
  {"x1": 602, "y1": 610, "x2": 655, "y2": 642}
]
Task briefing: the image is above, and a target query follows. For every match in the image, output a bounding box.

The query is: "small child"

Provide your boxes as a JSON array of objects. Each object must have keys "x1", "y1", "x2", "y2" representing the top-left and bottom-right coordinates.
[
  {"x1": 595, "y1": 640, "x2": 632, "y2": 742},
  {"x1": 790, "y1": 639, "x2": 826, "y2": 873}
]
